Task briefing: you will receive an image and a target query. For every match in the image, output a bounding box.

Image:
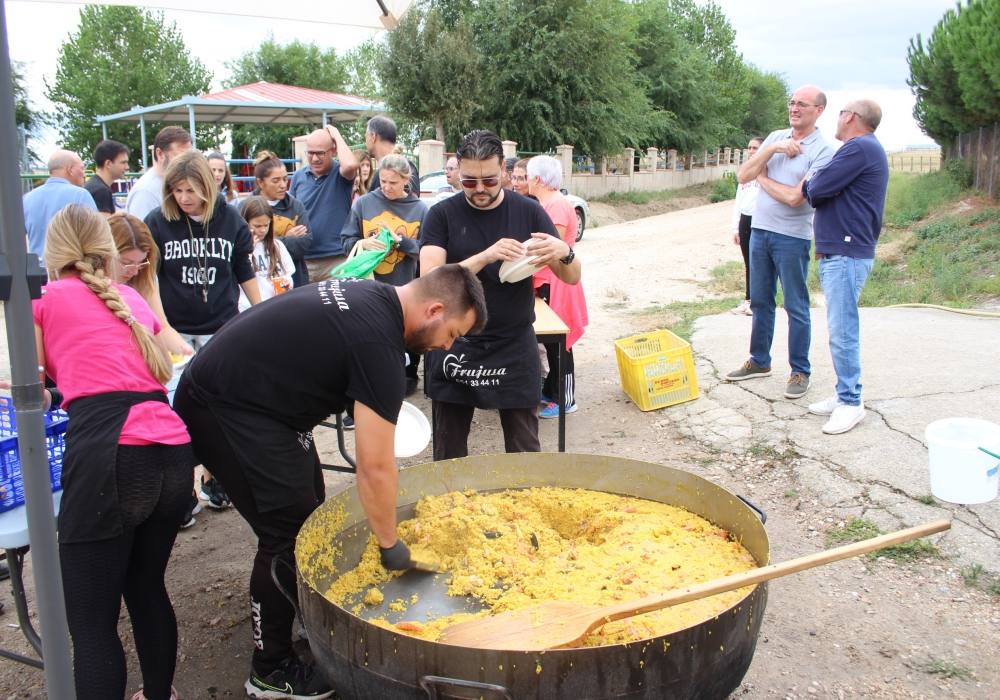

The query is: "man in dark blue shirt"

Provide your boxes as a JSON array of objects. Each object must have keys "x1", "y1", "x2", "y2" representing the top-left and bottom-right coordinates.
[
  {"x1": 802, "y1": 99, "x2": 889, "y2": 434},
  {"x1": 289, "y1": 124, "x2": 358, "y2": 282}
]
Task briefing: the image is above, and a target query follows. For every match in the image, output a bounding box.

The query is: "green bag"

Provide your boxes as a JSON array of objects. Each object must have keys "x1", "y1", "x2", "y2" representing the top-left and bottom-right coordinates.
[{"x1": 330, "y1": 226, "x2": 394, "y2": 280}]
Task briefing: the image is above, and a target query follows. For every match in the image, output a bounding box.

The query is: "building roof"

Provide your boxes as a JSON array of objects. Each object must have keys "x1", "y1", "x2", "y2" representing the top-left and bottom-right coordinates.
[{"x1": 95, "y1": 81, "x2": 384, "y2": 126}]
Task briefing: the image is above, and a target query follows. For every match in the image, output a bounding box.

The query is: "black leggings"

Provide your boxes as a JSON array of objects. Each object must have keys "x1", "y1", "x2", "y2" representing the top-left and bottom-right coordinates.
[
  {"x1": 60, "y1": 443, "x2": 193, "y2": 700},
  {"x1": 738, "y1": 214, "x2": 752, "y2": 300}
]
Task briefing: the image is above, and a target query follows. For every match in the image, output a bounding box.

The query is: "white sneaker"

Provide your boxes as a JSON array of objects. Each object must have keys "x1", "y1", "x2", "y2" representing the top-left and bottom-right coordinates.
[
  {"x1": 731, "y1": 299, "x2": 751, "y2": 315},
  {"x1": 822, "y1": 403, "x2": 866, "y2": 434},
  {"x1": 808, "y1": 396, "x2": 841, "y2": 416}
]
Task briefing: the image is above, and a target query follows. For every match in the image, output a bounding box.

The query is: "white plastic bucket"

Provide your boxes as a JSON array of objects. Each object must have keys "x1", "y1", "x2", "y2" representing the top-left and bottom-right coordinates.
[{"x1": 925, "y1": 418, "x2": 1000, "y2": 505}]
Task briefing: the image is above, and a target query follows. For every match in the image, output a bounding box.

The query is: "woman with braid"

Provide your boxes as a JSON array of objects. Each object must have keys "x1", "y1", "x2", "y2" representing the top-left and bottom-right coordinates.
[{"x1": 30, "y1": 204, "x2": 194, "y2": 699}]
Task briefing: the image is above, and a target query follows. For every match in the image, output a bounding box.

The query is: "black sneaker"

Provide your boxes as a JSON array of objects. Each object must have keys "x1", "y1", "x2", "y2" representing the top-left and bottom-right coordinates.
[
  {"x1": 341, "y1": 413, "x2": 355, "y2": 431},
  {"x1": 200, "y1": 476, "x2": 232, "y2": 510},
  {"x1": 180, "y1": 494, "x2": 201, "y2": 530},
  {"x1": 245, "y1": 657, "x2": 334, "y2": 699}
]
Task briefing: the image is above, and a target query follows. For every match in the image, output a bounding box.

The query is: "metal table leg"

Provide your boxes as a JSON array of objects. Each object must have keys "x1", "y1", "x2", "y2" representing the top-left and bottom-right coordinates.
[{"x1": 0, "y1": 547, "x2": 44, "y2": 668}]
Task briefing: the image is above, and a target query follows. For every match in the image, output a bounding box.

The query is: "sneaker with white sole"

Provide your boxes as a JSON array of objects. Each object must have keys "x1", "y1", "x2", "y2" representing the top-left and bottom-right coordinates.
[
  {"x1": 179, "y1": 494, "x2": 201, "y2": 530},
  {"x1": 731, "y1": 299, "x2": 751, "y2": 315},
  {"x1": 808, "y1": 395, "x2": 842, "y2": 416},
  {"x1": 726, "y1": 360, "x2": 771, "y2": 381},
  {"x1": 199, "y1": 476, "x2": 232, "y2": 510},
  {"x1": 246, "y1": 657, "x2": 334, "y2": 699},
  {"x1": 784, "y1": 372, "x2": 810, "y2": 399},
  {"x1": 822, "y1": 403, "x2": 866, "y2": 434},
  {"x1": 539, "y1": 401, "x2": 578, "y2": 419}
]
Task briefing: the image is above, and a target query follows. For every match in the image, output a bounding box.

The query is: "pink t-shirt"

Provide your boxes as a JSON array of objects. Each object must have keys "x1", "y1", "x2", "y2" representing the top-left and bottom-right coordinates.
[
  {"x1": 32, "y1": 278, "x2": 190, "y2": 446},
  {"x1": 533, "y1": 194, "x2": 578, "y2": 288}
]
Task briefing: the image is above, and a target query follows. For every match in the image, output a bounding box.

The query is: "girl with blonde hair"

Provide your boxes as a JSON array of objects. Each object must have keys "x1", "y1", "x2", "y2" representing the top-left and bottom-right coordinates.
[
  {"x1": 108, "y1": 212, "x2": 192, "y2": 358},
  {"x1": 33, "y1": 204, "x2": 194, "y2": 700}
]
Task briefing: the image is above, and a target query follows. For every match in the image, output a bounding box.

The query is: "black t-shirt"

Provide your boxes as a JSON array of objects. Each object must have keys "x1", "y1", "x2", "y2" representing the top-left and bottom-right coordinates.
[
  {"x1": 187, "y1": 278, "x2": 406, "y2": 431},
  {"x1": 421, "y1": 190, "x2": 557, "y2": 337},
  {"x1": 84, "y1": 174, "x2": 114, "y2": 214}
]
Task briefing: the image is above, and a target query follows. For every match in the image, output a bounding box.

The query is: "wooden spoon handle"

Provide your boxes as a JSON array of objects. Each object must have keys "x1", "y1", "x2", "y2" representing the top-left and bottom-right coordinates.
[{"x1": 598, "y1": 519, "x2": 951, "y2": 625}]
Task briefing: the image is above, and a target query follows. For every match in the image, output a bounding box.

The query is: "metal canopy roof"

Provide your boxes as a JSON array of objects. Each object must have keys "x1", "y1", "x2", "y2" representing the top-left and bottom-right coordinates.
[{"x1": 96, "y1": 81, "x2": 384, "y2": 126}]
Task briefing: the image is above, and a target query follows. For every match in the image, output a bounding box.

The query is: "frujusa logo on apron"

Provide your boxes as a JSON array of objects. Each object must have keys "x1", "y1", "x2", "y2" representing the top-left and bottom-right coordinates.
[{"x1": 443, "y1": 353, "x2": 508, "y2": 389}]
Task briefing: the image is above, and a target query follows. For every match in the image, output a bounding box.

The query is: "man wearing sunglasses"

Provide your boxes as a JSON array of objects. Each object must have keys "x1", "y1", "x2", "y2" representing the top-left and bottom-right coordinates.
[
  {"x1": 420, "y1": 130, "x2": 581, "y2": 459},
  {"x1": 726, "y1": 85, "x2": 834, "y2": 402}
]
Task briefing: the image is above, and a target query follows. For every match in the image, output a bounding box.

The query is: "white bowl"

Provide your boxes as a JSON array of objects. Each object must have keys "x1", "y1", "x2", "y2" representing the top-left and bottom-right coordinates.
[
  {"x1": 499, "y1": 255, "x2": 541, "y2": 284},
  {"x1": 395, "y1": 401, "x2": 431, "y2": 458}
]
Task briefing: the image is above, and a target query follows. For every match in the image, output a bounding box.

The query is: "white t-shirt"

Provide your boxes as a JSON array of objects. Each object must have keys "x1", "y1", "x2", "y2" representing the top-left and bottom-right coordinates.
[
  {"x1": 125, "y1": 168, "x2": 163, "y2": 220},
  {"x1": 238, "y1": 238, "x2": 295, "y2": 312}
]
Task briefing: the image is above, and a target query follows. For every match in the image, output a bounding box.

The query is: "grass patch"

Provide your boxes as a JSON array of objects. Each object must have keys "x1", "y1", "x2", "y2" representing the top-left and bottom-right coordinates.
[
  {"x1": 883, "y1": 170, "x2": 967, "y2": 228},
  {"x1": 708, "y1": 260, "x2": 746, "y2": 295},
  {"x1": 784, "y1": 489, "x2": 799, "y2": 499},
  {"x1": 826, "y1": 517, "x2": 942, "y2": 562},
  {"x1": 920, "y1": 659, "x2": 974, "y2": 681},
  {"x1": 709, "y1": 173, "x2": 737, "y2": 203},
  {"x1": 826, "y1": 517, "x2": 881, "y2": 545},
  {"x1": 961, "y1": 563, "x2": 984, "y2": 587},
  {"x1": 916, "y1": 494, "x2": 936, "y2": 505},
  {"x1": 662, "y1": 297, "x2": 742, "y2": 341},
  {"x1": 592, "y1": 182, "x2": 714, "y2": 205}
]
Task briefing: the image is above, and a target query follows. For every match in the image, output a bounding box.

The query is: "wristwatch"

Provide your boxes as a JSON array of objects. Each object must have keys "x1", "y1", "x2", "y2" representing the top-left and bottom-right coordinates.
[{"x1": 559, "y1": 248, "x2": 576, "y2": 265}]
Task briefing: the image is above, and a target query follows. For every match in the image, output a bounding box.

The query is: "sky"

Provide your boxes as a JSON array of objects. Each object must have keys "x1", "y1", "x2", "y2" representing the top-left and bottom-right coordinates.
[{"x1": 6, "y1": 0, "x2": 955, "y2": 160}]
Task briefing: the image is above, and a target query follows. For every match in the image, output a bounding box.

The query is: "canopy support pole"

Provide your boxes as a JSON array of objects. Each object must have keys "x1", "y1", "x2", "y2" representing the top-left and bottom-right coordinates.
[
  {"x1": 140, "y1": 115, "x2": 148, "y2": 170},
  {"x1": 188, "y1": 105, "x2": 196, "y2": 148}
]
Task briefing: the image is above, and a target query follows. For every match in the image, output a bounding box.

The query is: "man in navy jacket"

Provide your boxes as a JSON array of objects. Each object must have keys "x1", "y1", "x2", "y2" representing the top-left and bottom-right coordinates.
[{"x1": 803, "y1": 100, "x2": 889, "y2": 434}]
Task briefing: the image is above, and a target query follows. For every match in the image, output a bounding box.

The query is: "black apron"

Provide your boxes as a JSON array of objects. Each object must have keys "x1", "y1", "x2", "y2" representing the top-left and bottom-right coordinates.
[
  {"x1": 60, "y1": 391, "x2": 188, "y2": 544},
  {"x1": 425, "y1": 325, "x2": 540, "y2": 410}
]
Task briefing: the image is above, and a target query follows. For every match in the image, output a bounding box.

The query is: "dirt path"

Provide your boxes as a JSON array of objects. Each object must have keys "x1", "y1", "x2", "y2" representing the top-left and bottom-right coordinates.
[{"x1": 1, "y1": 202, "x2": 997, "y2": 698}]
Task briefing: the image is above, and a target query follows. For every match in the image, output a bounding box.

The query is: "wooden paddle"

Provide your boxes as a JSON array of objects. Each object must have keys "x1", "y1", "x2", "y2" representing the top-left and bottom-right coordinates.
[{"x1": 438, "y1": 519, "x2": 951, "y2": 651}]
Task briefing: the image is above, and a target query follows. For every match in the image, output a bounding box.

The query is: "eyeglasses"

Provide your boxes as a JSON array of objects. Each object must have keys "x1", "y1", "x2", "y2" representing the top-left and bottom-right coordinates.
[
  {"x1": 119, "y1": 259, "x2": 149, "y2": 273},
  {"x1": 788, "y1": 100, "x2": 819, "y2": 109},
  {"x1": 839, "y1": 109, "x2": 861, "y2": 118},
  {"x1": 445, "y1": 165, "x2": 458, "y2": 172},
  {"x1": 306, "y1": 150, "x2": 332, "y2": 159},
  {"x1": 460, "y1": 176, "x2": 501, "y2": 188}
]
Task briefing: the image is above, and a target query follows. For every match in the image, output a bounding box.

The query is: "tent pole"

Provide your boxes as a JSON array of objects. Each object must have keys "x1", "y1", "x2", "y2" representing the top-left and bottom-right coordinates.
[
  {"x1": 101, "y1": 122, "x2": 107, "y2": 140},
  {"x1": 188, "y1": 105, "x2": 196, "y2": 148},
  {"x1": 140, "y1": 115, "x2": 148, "y2": 170},
  {"x1": 322, "y1": 111, "x2": 328, "y2": 127},
  {"x1": 0, "y1": 1, "x2": 76, "y2": 694}
]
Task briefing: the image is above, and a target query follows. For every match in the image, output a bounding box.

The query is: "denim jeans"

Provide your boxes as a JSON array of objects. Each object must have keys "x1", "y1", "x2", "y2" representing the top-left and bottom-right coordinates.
[
  {"x1": 819, "y1": 255, "x2": 873, "y2": 406},
  {"x1": 749, "y1": 229, "x2": 812, "y2": 375}
]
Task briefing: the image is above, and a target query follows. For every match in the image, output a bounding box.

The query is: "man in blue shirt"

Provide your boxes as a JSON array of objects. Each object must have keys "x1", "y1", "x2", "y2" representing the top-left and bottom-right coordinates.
[
  {"x1": 726, "y1": 85, "x2": 834, "y2": 400},
  {"x1": 23, "y1": 150, "x2": 97, "y2": 257},
  {"x1": 289, "y1": 124, "x2": 358, "y2": 282},
  {"x1": 802, "y1": 100, "x2": 889, "y2": 434}
]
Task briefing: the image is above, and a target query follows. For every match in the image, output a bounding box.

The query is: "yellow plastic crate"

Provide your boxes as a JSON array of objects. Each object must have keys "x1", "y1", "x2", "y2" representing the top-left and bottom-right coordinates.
[{"x1": 614, "y1": 329, "x2": 699, "y2": 411}]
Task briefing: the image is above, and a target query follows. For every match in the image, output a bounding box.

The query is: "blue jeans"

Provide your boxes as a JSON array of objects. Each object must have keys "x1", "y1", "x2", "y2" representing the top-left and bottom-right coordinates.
[
  {"x1": 819, "y1": 255, "x2": 873, "y2": 406},
  {"x1": 749, "y1": 229, "x2": 812, "y2": 375}
]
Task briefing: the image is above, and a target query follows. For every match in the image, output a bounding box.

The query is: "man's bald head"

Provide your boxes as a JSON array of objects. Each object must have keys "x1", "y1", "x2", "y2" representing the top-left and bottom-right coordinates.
[
  {"x1": 788, "y1": 84, "x2": 827, "y2": 133},
  {"x1": 305, "y1": 128, "x2": 336, "y2": 176},
  {"x1": 48, "y1": 149, "x2": 85, "y2": 186},
  {"x1": 849, "y1": 100, "x2": 882, "y2": 132}
]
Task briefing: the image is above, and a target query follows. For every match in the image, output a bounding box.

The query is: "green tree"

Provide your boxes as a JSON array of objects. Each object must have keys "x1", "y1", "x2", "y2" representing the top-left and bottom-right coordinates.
[
  {"x1": 12, "y1": 61, "x2": 45, "y2": 167},
  {"x1": 907, "y1": 8, "x2": 970, "y2": 143},
  {"x1": 224, "y1": 38, "x2": 349, "y2": 158},
  {"x1": 949, "y1": 0, "x2": 1000, "y2": 125},
  {"x1": 47, "y1": 5, "x2": 211, "y2": 164},
  {"x1": 740, "y1": 67, "x2": 789, "y2": 141},
  {"x1": 467, "y1": 0, "x2": 657, "y2": 157},
  {"x1": 378, "y1": 2, "x2": 481, "y2": 144}
]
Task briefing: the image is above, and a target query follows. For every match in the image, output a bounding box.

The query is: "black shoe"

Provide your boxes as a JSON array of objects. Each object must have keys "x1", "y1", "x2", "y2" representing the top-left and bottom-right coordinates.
[
  {"x1": 199, "y1": 476, "x2": 232, "y2": 510},
  {"x1": 341, "y1": 413, "x2": 354, "y2": 430},
  {"x1": 179, "y1": 494, "x2": 201, "y2": 530},
  {"x1": 404, "y1": 376, "x2": 418, "y2": 397},
  {"x1": 245, "y1": 657, "x2": 334, "y2": 699}
]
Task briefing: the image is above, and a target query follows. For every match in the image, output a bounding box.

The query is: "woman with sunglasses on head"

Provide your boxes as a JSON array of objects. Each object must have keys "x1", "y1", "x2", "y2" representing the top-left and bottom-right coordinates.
[
  {"x1": 341, "y1": 153, "x2": 428, "y2": 396},
  {"x1": 28, "y1": 204, "x2": 195, "y2": 700},
  {"x1": 730, "y1": 136, "x2": 764, "y2": 316},
  {"x1": 249, "y1": 151, "x2": 312, "y2": 288}
]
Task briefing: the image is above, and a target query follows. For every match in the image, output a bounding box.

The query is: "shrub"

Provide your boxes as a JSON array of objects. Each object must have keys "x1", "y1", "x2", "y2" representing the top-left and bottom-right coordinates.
[{"x1": 709, "y1": 172, "x2": 737, "y2": 202}]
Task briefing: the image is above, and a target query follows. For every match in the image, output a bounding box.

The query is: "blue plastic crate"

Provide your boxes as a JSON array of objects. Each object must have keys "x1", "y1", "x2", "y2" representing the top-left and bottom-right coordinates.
[{"x1": 0, "y1": 396, "x2": 69, "y2": 513}]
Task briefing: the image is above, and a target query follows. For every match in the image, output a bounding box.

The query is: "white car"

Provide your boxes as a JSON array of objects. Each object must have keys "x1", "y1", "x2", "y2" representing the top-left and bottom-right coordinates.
[{"x1": 419, "y1": 170, "x2": 590, "y2": 242}]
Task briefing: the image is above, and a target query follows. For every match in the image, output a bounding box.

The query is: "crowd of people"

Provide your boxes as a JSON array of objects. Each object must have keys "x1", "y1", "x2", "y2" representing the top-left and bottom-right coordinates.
[{"x1": 13, "y1": 83, "x2": 888, "y2": 697}]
